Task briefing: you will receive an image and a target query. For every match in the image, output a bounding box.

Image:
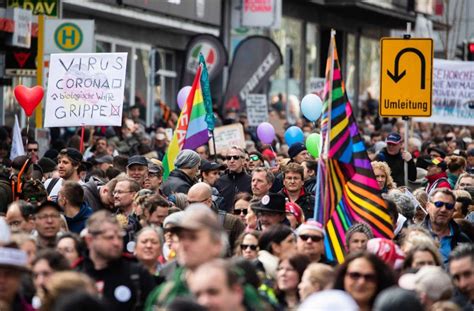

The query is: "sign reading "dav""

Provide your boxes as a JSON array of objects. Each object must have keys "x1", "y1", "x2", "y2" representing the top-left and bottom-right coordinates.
[{"x1": 7, "y1": 0, "x2": 58, "y2": 17}]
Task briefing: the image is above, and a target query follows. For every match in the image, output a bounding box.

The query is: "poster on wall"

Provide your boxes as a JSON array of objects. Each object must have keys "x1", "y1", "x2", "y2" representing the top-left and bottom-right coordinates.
[
  {"x1": 44, "y1": 52, "x2": 127, "y2": 127},
  {"x1": 414, "y1": 59, "x2": 474, "y2": 126}
]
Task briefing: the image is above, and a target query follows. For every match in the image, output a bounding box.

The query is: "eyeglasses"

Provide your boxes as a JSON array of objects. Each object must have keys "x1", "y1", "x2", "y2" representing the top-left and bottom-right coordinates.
[
  {"x1": 249, "y1": 155, "x2": 260, "y2": 162},
  {"x1": 233, "y1": 208, "x2": 248, "y2": 216},
  {"x1": 240, "y1": 244, "x2": 258, "y2": 251},
  {"x1": 347, "y1": 271, "x2": 377, "y2": 282},
  {"x1": 432, "y1": 201, "x2": 455, "y2": 210},
  {"x1": 299, "y1": 234, "x2": 323, "y2": 242},
  {"x1": 27, "y1": 148, "x2": 38, "y2": 152},
  {"x1": 113, "y1": 190, "x2": 134, "y2": 195},
  {"x1": 36, "y1": 213, "x2": 61, "y2": 221},
  {"x1": 225, "y1": 155, "x2": 242, "y2": 161}
]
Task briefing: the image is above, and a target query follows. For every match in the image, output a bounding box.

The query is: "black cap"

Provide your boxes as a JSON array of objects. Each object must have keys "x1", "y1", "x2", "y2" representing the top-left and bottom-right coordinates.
[
  {"x1": 127, "y1": 155, "x2": 148, "y2": 168},
  {"x1": 252, "y1": 193, "x2": 286, "y2": 214},
  {"x1": 38, "y1": 157, "x2": 57, "y2": 173},
  {"x1": 427, "y1": 147, "x2": 446, "y2": 159},
  {"x1": 59, "y1": 148, "x2": 83, "y2": 163},
  {"x1": 200, "y1": 160, "x2": 225, "y2": 172},
  {"x1": 288, "y1": 143, "x2": 306, "y2": 159},
  {"x1": 94, "y1": 155, "x2": 114, "y2": 164},
  {"x1": 34, "y1": 200, "x2": 62, "y2": 214}
]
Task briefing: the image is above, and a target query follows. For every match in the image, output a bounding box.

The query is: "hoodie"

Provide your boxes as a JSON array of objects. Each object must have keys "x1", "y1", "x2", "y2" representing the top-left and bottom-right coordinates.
[{"x1": 65, "y1": 203, "x2": 93, "y2": 234}]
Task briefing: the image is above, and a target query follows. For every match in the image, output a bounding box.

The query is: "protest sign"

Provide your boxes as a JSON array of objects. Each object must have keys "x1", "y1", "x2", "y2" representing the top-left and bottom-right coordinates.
[
  {"x1": 308, "y1": 77, "x2": 325, "y2": 97},
  {"x1": 209, "y1": 123, "x2": 245, "y2": 155},
  {"x1": 246, "y1": 94, "x2": 268, "y2": 126},
  {"x1": 414, "y1": 59, "x2": 474, "y2": 125},
  {"x1": 44, "y1": 52, "x2": 127, "y2": 127}
]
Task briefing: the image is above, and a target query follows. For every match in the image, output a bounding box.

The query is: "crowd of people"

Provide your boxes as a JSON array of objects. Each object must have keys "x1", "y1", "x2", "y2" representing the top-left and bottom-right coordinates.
[{"x1": 0, "y1": 107, "x2": 473, "y2": 311}]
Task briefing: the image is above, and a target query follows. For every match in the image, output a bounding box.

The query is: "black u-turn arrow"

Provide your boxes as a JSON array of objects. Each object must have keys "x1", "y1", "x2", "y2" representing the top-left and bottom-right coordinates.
[{"x1": 387, "y1": 48, "x2": 426, "y2": 89}]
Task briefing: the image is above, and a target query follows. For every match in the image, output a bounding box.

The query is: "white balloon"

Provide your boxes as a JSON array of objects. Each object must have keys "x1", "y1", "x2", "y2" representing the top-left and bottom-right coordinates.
[{"x1": 300, "y1": 94, "x2": 323, "y2": 121}]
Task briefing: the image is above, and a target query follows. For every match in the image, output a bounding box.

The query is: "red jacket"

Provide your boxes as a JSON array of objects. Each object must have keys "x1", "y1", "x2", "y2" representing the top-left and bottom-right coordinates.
[{"x1": 426, "y1": 171, "x2": 451, "y2": 195}]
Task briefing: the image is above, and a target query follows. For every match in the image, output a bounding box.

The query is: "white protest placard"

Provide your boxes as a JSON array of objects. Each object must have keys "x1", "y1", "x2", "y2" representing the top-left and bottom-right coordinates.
[
  {"x1": 44, "y1": 53, "x2": 127, "y2": 127},
  {"x1": 11, "y1": 8, "x2": 32, "y2": 48},
  {"x1": 209, "y1": 123, "x2": 245, "y2": 155},
  {"x1": 246, "y1": 94, "x2": 268, "y2": 126},
  {"x1": 414, "y1": 59, "x2": 474, "y2": 126}
]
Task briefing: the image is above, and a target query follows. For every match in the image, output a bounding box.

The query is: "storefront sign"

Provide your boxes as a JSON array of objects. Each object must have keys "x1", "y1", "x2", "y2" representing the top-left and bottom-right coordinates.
[
  {"x1": 241, "y1": 0, "x2": 281, "y2": 28},
  {"x1": 209, "y1": 123, "x2": 245, "y2": 155},
  {"x1": 44, "y1": 53, "x2": 128, "y2": 127},
  {"x1": 7, "y1": 0, "x2": 58, "y2": 17},
  {"x1": 10, "y1": 8, "x2": 32, "y2": 48},
  {"x1": 246, "y1": 94, "x2": 268, "y2": 126},
  {"x1": 182, "y1": 34, "x2": 227, "y2": 86},
  {"x1": 414, "y1": 59, "x2": 474, "y2": 126}
]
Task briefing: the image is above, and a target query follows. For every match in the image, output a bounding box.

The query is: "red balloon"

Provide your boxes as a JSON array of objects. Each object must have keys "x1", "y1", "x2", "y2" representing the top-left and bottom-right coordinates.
[{"x1": 14, "y1": 85, "x2": 44, "y2": 117}]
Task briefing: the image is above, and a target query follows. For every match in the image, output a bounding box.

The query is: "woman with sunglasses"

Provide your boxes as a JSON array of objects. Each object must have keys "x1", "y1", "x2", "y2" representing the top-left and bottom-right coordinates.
[
  {"x1": 333, "y1": 252, "x2": 396, "y2": 311},
  {"x1": 234, "y1": 231, "x2": 260, "y2": 260},
  {"x1": 232, "y1": 192, "x2": 252, "y2": 224}
]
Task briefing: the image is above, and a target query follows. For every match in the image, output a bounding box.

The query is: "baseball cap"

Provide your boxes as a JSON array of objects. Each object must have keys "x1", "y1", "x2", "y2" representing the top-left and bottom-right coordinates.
[
  {"x1": 200, "y1": 160, "x2": 225, "y2": 172},
  {"x1": 34, "y1": 200, "x2": 62, "y2": 214},
  {"x1": 127, "y1": 155, "x2": 148, "y2": 168},
  {"x1": 148, "y1": 161, "x2": 163, "y2": 175},
  {"x1": 251, "y1": 193, "x2": 286, "y2": 214},
  {"x1": 427, "y1": 146, "x2": 446, "y2": 158},
  {"x1": 423, "y1": 156, "x2": 447, "y2": 171},
  {"x1": 386, "y1": 133, "x2": 402, "y2": 144},
  {"x1": 95, "y1": 155, "x2": 114, "y2": 164},
  {"x1": 398, "y1": 266, "x2": 453, "y2": 301}
]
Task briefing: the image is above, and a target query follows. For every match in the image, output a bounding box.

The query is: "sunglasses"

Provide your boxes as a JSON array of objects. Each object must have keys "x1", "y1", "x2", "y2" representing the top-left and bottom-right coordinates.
[
  {"x1": 432, "y1": 201, "x2": 455, "y2": 210},
  {"x1": 299, "y1": 234, "x2": 323, "y2": 242},
  {"x1": 27, "y1": 148, "x2": 38, "y2": 152},
  {"x1": 347, "y1": 271, "x2": 377, "y2": 283},
  {"x1": 249, "y1": 155, "x2": 260, "y2": 161},
  {"x1": 225, "y1": 155, "x2": 242, "y2": 161},
  {"x1": 233, "y1": 208, "x2": 248, "y2": 216},
  {"x1": 240, "y1": 244, "x2": 258, "y2": 251}
]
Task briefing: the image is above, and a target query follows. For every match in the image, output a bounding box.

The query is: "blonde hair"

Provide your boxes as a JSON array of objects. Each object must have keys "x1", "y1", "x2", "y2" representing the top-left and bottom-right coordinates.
[
  {"x1": 302, "y1": 263, "x2": 335, "y2": 290},
  {"x1": 371, "y1": 161, "x2": 396, "y2": 190}
]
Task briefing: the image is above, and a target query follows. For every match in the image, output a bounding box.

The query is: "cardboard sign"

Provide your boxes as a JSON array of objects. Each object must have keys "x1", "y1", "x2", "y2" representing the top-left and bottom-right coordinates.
[
  {"x1": 209, "y1": 123, "x2": 245, "y2": 155},
  {"x1": 44, "y1": 52, "x2": 127, "y2": 127},
  {"x1": 246, "y1": 94, "x2": 268, "y2": 126},
  {"x1": 414, "y1": 59, "x2": 474, "y2": 126}
]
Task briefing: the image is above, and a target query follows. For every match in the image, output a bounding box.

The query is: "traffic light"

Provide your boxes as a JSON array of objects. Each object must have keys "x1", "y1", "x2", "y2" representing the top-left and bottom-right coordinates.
[
  {"x1": 455, "y1": 40, "x2": 474, "y2": 61},
  {"x1": 468, "y1": 41, "x2": 474, "y2": 61}
]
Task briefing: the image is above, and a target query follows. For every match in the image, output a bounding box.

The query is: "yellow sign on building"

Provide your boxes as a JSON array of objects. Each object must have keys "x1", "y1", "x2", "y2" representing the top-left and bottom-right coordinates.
[{"x1": 379, "y1": 38, "x2": 433, "y2": 117}]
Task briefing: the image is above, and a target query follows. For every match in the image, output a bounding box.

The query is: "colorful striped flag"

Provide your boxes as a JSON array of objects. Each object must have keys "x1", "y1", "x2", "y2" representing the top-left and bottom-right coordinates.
[
  {"x1": 162, "y1": 64, "x2": 210, "y2": 179},
  {"x1": 314, "y1": 31, "x2": 394, "y2": 263}
]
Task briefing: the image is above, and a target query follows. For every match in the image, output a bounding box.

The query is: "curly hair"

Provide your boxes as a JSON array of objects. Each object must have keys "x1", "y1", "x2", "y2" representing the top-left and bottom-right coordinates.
[{"x1": 371, "y1": 161, "x2": 396, "y2": 190}]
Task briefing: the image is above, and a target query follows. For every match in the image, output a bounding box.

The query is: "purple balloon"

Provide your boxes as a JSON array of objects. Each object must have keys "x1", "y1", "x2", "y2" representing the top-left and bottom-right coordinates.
[
  {"x1": 177, "y1": 86, "x2": 192, "y2": 110},
  {"x1": 257, "y1": 122, "x2": 275, "y2": 144}
]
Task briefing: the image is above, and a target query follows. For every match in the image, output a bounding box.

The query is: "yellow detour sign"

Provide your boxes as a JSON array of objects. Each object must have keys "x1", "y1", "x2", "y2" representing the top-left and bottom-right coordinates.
[{"x1": 380, "y1": 38, "x2": 433, "y2": 117}]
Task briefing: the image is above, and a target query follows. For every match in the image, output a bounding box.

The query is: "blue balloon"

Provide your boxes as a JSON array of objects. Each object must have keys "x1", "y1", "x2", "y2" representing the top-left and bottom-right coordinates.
[
  {"x1": 284, "y1": 126, "x2": 304, "y2": 146},
  {"x1": 301, "y1": 94, "x2": 323, "y2": 122}
]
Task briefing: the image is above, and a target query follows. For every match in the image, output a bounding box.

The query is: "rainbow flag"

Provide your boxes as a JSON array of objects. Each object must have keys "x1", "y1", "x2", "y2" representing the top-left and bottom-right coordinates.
[
  {"x1": 314, "y1": 32, "x2": 394, "y2": 263},
  {"x1": 162, "y1": 64, "x2": 209, "y2": 180}
]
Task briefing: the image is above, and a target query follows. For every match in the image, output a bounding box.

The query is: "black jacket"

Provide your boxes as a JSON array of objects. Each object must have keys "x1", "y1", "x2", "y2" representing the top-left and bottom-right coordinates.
[
  {"x1": 215, "y1": 170, "x2": 252, "y2": 212},
  {"x1": 160, "y1": 169, "x2": 196, "y2": 197},
  {"x1": 375, "y1": 148, "x2": 416, "y2": 186},
  {"x1": 279, "y1": 188, "x2": 316, "y2": 220},
  {"x1": 74, "y1": 254, "x2": 156, "y2": 311},
  {"x1": 82, "y1": 177, "x2": 107, "y2": 211}
]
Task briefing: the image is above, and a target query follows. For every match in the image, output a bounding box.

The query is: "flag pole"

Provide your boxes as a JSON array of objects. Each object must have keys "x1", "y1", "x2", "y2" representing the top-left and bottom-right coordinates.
[
  {"x1": 322, "y1": 29, "x2": 336, "y2": 221},
  {"x1": 211, "y1": 130, "x2": 218, "y2": 161}
]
